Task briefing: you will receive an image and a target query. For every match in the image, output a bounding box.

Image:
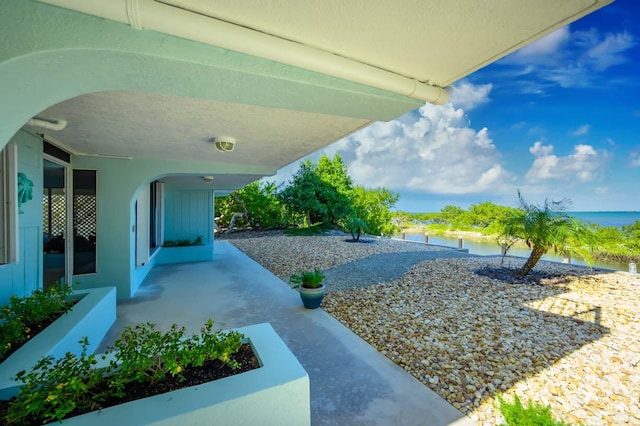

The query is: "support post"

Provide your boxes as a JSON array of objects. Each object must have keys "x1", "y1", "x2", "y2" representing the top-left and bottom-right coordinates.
[
  {"x1": 424, "y1": 233, "x2": 429, "y2": 244},
  {"x1": 458, "y1": 238, "x2": 463, "y2": 249}
]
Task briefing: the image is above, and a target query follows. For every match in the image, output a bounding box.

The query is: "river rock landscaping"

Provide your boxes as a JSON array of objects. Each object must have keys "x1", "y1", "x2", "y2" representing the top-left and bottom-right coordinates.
[{"x1": 224, "y1": 230, "x2": 640, "y2": 426}]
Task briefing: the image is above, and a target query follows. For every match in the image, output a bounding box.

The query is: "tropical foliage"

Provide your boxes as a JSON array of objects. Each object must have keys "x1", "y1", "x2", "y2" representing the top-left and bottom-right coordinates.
[
  {"x1": 216, "y1": 154, "x2": 399, "y2": 237},
  {"x1": 498, "y1": 192, "x2": 596, "y2": 276},
  {"x1": 395, "y1": 200, "x2": 640, "y2": 266},
  {"x1": 289, "y1": 268, "x2": 325, "y2": 289}
]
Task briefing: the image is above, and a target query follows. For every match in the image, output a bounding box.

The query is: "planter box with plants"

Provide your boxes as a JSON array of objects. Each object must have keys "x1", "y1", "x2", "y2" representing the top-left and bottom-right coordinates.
[
  {"x1": 155, "y1": 236, "x2": 214, "y2": 265},
  {"x1": 289, "y1": 268, "x2": 326, "y2": 309},
  {"x1": 0, "y1": 286, "x2": 116, "y2": 400},
  {"x1": 1, "y1": 321, "x2": 309, "y2": 426}
]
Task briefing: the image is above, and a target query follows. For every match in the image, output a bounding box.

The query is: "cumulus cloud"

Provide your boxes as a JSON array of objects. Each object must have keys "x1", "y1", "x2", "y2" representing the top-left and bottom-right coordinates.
[
  {"x1": 449, "y1": 81, "x2": 492, "y2": 111},
  {"x1": 525, "y1": 142, "x2": 609, "y2": 182},
  {"x1": 571, "y1": 124, "x2": 590, "y2": 136},
  {"x1": 331, "y1": 103, "x2": 512, "y2": 194}
]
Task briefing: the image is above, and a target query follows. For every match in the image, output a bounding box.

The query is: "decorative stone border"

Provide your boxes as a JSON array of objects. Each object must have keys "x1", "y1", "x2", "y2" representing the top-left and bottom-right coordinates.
[
  {"x1": 47, "y1": 323, "x2": 310, "y2": 425},
  {"x1": 0, "y1": 287, "x2": 116, "y2": 399}
]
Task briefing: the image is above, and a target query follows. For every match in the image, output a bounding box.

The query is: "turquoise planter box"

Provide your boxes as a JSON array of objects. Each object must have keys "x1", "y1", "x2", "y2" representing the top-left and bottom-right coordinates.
[
  {"x1": 155, "y1": 244, "x2": 214, "y2": 264},
  {"x1": 0, "y1": 287, "x2": 117, "y2": 399},
  {"x1": 46, "y1": 323, "x2": 310, "y2": 425}
]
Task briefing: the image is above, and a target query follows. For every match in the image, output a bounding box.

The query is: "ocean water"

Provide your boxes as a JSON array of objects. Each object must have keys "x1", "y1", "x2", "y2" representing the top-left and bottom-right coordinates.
[{"x1": 570, "y1": 211, "x2": 640, "y2": 228}]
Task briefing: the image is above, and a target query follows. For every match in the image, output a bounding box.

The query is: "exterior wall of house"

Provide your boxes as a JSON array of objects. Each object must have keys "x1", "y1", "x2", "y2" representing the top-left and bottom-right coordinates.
[
  {"x1": 164, "y1": 190, "x2": 213, "y2": 244},
  {"x1": 0, "y1": 131, "x2": 43, "y2": 304},
  {"x1": 0, "y1": 0, "x2": 421, "y2": 302},
  {"x1": 70, "y1": 156, "x2": 238, "y2": 299}
]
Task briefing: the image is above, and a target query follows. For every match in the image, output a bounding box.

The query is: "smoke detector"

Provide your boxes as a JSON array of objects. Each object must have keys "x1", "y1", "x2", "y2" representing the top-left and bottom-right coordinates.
[{"x1": 213, "y1": 136, "x2": 236, "y2": 153}]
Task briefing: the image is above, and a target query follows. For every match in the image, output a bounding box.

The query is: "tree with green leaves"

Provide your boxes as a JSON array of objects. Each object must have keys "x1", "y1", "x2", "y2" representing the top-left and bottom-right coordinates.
[
  {"x1": 498, "y1": 191, "x2": 596, "y2": 277},
  {"x1": 278, "y1": 159, "x2": 346, "y2": 226},
  {"x1": 350, "y1": 186, "x2": 399, "y2": 236}
]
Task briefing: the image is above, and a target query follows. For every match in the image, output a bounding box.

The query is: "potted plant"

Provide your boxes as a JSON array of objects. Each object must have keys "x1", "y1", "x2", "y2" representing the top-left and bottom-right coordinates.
[{"x1": 289, "y1": 268, "x2": 326, "y2": 309}]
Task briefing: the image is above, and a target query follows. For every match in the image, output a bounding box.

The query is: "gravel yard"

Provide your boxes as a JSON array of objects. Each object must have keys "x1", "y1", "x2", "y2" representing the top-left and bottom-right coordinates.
[{"x1": 223, "y1": 230, "x2": 640, "y2": 425}]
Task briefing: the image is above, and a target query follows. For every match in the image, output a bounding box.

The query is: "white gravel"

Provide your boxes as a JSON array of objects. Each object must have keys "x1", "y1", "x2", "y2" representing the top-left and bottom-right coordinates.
[{"x1": 225, "y1": 231, "x2": 640, "y2": 425}]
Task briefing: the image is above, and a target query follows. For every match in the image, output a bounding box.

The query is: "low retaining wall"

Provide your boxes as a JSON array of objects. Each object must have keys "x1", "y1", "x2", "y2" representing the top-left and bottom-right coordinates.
[
  {"x1": 155, "y1": 244, "x2": 214, "y2": 264},
  {"x1": 0, "y1": 287, "x2": 116, "y2": 399},
  {"x1": 49, "y1": 323, "x2": 310, "y2": 425}
]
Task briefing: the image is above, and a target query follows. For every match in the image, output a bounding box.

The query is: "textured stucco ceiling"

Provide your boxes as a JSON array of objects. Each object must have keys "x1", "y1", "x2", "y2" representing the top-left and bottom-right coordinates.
[{"x1": 29, "y1": 91, "x2": 369, "y2": 170}]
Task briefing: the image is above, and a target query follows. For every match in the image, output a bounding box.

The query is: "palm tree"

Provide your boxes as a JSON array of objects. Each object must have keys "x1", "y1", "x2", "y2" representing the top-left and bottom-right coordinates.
[{"x1": 498, "y1": 191, "x2": 596, "y2": 277}]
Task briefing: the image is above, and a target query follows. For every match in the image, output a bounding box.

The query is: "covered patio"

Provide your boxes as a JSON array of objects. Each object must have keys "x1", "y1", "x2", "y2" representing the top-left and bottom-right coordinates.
[{"x1": 97, "y1": 241, "x2": 473, "y2": 426}]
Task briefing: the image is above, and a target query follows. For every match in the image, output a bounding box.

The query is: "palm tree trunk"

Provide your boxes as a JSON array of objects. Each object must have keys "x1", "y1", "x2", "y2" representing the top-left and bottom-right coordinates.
[{"x1": 519, "y1": 246, "x2": 546, "y2": 277}]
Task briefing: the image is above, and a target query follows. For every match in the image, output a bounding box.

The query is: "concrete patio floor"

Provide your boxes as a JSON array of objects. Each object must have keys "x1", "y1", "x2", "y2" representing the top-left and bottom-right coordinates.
[{"x1": 98, "y1": 241, "x2": 474, "y2": 426}]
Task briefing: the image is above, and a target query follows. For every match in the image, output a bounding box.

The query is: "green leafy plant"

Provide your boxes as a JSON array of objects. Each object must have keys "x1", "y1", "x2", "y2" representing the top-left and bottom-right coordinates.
[
  {"x1": 343, "y1": 216, "x2": 369, "y2": 242},
  {"x1": 6, "y1": 337, "x2": 107, "y2": 425},
  {"x1": 0, "y1": 284, "x2": 74, "y2": 362},
  {"x1": 283, "y1": 223, "x2": 327, "y2": 236},
  {"x1": 162, "y1": 236, "x2": 204, "y2": 247},
  {"x1": 497, "y1": 394, "x2": 573, "y2": 426},
  {"x1": 497, "y1": 191, "x2": 597, "y2": 277},
  {"x1": 289, "y1": 268, "x2": 325, "y2": 289},
  {"x1": 5, "y1": 320, "x2": 245, "y2": 425}
]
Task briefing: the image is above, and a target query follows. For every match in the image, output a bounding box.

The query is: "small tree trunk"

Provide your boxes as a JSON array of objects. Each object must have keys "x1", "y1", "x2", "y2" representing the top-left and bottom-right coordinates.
[
  {"x1": 519, "y1": 246, "x2": 546, "y2": 277},
  {"x1": 355, "y1": 227, "x2": 361, "y2": 242}
]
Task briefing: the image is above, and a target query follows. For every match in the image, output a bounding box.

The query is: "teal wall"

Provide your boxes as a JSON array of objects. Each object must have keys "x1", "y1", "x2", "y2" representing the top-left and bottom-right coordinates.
[
  {"x1": 70, "y1": 156, "x2": 249, "y2": 299},
  {"x1": 165, "y1": 191, "x2": 213, "y2": 244},
  {"x1": 0, "y1": 131, "x2": 43, "y2": 304}
]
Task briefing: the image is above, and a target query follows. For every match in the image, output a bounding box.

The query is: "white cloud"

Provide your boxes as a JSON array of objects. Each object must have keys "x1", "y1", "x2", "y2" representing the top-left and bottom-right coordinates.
[
  {"x1": 330, "y1": 103, "x2": 512, "y2": 194},
  {"x1": 525, "y1": 142, "x2": 609, "y2": 182},
  {"x1": 507, "y1": 27, "x2": 570, "y2": 64},
  {"x1": 595, "y1": 186, "x2": 608, "y2": 194},
  {"x1": 586, "y1": 31, "x2": 635, "y2": 71},
  {"x1": 449, "y1": 81, "x2": 492, "y2": 111},
  {"x1": 571, "y1": 124, "x2": 590, "y2": 136},
  {"x1": 498, "y1": 27, "x2": 635, "y2": 91},
  {"x1": 629, "y1": 151, "x2": 640, "y2": 168}
]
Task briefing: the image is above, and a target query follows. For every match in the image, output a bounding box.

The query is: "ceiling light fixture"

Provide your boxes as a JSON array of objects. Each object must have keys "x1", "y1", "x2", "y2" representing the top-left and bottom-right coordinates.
[
  {"x1": 213, "y1": 136, "x2": 236, "y2": 153},
  {"x1": 203, "y1": 176, "x2": 214, "y2": 183}
]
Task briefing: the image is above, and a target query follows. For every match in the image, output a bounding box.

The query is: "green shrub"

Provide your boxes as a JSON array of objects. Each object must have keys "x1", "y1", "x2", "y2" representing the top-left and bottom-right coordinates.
[
  {"x1": 497, "y1": 394, "x2": 573, "y2": 426},
  {"x1": 283, "y1": 223, "x2": 327, "y2": 236},
  {"x1": 0, "y1": 285, "x2": 74, "y2": 362},
  {"x1": 6, "y1": 320, "x2": 244, "y2": 425},
  {"x1": 162, "y1": 236, "x2": 203, "y2": 247}
]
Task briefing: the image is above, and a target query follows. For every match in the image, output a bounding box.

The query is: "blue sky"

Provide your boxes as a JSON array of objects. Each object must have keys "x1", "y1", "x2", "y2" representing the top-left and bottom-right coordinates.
[{"x1": 271, "y1": 0, "x2": 639, "y2": 213}]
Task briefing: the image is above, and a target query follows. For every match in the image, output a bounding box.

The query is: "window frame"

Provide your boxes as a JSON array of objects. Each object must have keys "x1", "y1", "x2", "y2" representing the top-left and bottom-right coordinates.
[{"x1": 0, "y1": 142, "x2": 18, "y2": 265}]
